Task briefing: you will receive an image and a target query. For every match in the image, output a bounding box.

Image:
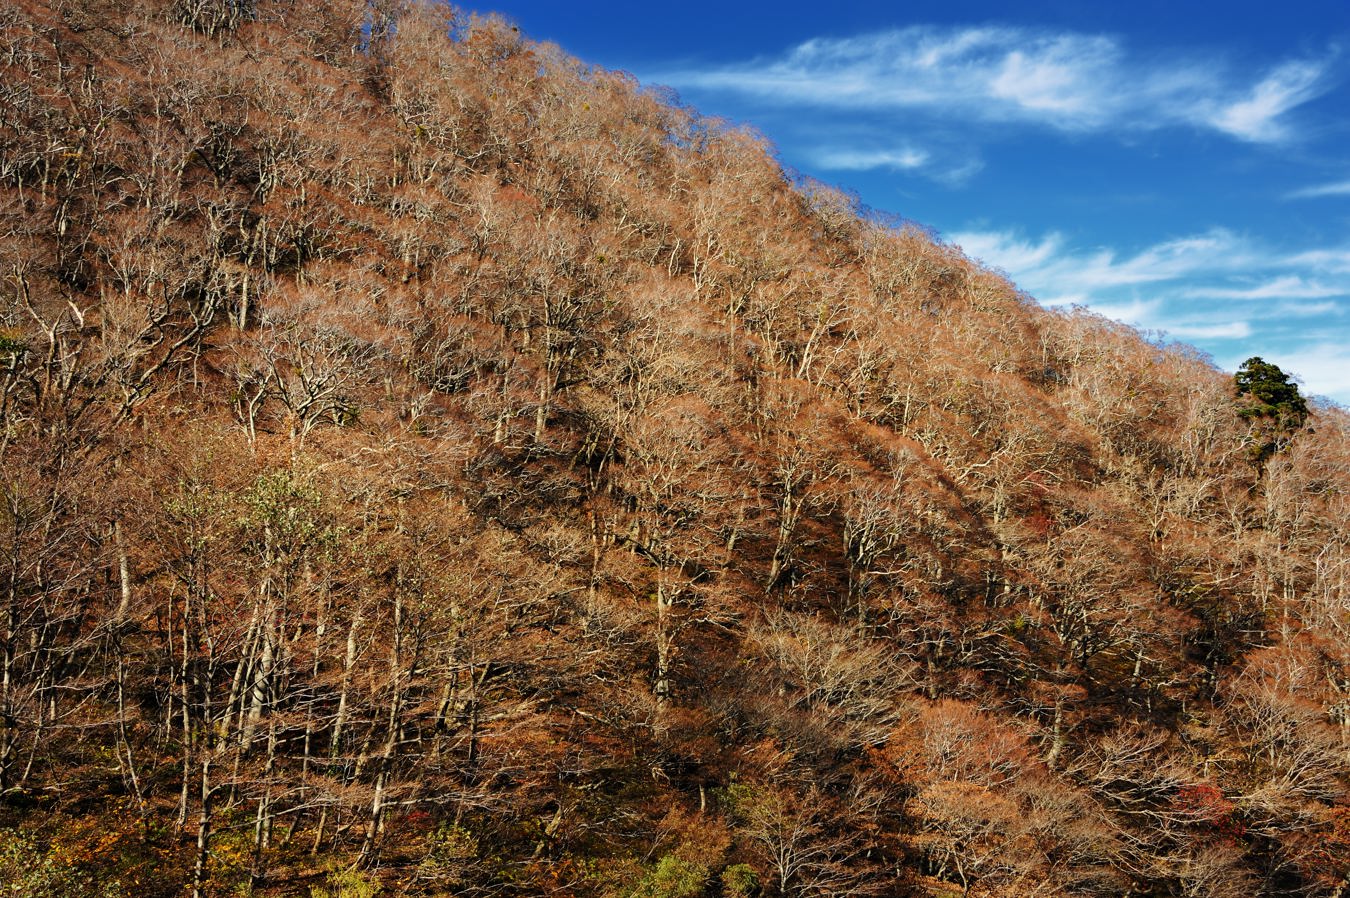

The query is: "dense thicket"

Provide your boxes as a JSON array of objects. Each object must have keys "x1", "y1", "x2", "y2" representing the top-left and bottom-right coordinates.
[{"x1": 1, "y1": 2, "x2": 1347, "y2": 896}]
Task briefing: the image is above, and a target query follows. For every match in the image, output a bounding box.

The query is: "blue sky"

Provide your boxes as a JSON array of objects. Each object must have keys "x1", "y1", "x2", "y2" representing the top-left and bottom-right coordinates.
[{"x1": 467, "y1": 1, "x2": 1350, "y2": 405}]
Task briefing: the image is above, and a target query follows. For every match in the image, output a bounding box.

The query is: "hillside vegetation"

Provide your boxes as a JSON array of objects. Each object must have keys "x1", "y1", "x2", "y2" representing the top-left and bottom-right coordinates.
[{"x1": 1, "y1": 2, "x2": 1348, "y2": 896}]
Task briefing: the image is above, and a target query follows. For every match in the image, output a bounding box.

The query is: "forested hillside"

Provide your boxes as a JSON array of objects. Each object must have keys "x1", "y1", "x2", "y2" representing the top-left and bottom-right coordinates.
[{"x1": 2, "y1": 2, "x2": 1348, "y2": 896}]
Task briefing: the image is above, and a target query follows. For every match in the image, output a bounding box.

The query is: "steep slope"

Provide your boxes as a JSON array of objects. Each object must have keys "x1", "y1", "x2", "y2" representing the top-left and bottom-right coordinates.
[{"x1": 1, "y1": 2, "x2": 1348, "y2": 897}]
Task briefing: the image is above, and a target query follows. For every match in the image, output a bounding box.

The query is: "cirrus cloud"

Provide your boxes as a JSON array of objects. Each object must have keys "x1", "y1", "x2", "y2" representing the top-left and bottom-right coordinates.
[
  {"x1": 657, "y1": 26, "x2": 1337, "y2": 146},
  {"x1": 810, "y1": 147, "x2": 930, "y2": 171},
  {"x1": 950, "y1": 226, "x2": 1350, "y2": 403},
  {"x1": 1287, "y1": 178, "x2": 1350, "y2": 199}
]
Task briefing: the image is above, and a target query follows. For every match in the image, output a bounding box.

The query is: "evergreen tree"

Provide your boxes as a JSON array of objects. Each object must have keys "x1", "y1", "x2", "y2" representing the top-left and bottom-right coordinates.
[{"x1": 1234, "y1": 356, "x2": 1307, "y2": 463}]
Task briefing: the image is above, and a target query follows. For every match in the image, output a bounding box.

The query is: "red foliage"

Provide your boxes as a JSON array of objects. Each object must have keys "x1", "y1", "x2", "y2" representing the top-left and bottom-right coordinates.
[{"x1": 1173, "y1": 784, "x2": 1245, "y2": 843}]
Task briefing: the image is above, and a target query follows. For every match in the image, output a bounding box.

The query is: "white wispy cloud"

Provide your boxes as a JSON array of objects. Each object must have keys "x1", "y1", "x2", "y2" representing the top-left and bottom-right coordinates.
[
  {"x1": 661, "y1": 26, "x2": 1336, "y2": 144},
  {"x1": 1287, "y1": 179, "x2": 1350, "y2": 199},
  {"x1": 952, "y1": 227, "x2": 1350, "y2": 306},
  {"x1": 1169, "y1": 320, "x2": 1253, "y2": 339},
  {"x1": 1086, "y1": 297, "x2": 1165, "y2": 324},
  {"x1": 1273, "y1": 300, "x2": 1341, "y2": 317},
  {"x1": 804, "y1": 142, "x2": 981, "y2": 184},
  {"x1": 1182, "y1": 275, "x2": 1347, "y2": 300},
  {"x1": 810, "y1": 147, "x2": 929, "y2": 171},
  {"x1": 947, "y1": 229, "x2": 1066, "y2": 275},
  {"x1": 1285, "y1": 247, "x2": 1350, "y2": 273},
  {"x1": 950, "y1": 227, "x2": 1258, "y2": 297},
  {"x1": 951, "y1": 226, "x2": 1350, "y2": 402},
  {"x1": 1204, "y1": 60, "x2": 1329, "y2": 142}
]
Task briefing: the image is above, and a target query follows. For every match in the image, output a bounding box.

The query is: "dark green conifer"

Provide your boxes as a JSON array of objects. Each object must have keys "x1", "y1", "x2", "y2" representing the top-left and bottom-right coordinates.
[{"x1": 1234, "y1": 356, "x2": 1307, "y2": 463}]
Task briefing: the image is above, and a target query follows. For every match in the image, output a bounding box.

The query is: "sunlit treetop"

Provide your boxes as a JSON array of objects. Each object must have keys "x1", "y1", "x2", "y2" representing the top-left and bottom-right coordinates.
[{"x1": 1234, "y1": 356, "x2": 1308, "y2": 430}]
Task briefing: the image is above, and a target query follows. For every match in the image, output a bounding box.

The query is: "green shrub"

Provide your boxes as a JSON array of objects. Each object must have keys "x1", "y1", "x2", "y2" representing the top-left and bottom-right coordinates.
[
  {"x1": 720, "y1": 863, "x2": 759, "y2": 898},
  {"x1": 309, "y1": 866, "x2": 381, "y2": 898},
  {"x1": 0, "y1": 829, "x2": 126, "y2": 898},
  {"x1": 629, "y1": 855, "x2": 708, "y2": 898},
  {"x1": 417, "y1": 822, "x2": 479, "y2": 887}
]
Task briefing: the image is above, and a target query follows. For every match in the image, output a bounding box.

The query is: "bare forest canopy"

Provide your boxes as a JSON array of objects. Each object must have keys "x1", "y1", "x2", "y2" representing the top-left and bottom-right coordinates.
[{"x1": 1, "y1": 2, "x2": 1348, "y2": 896}]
